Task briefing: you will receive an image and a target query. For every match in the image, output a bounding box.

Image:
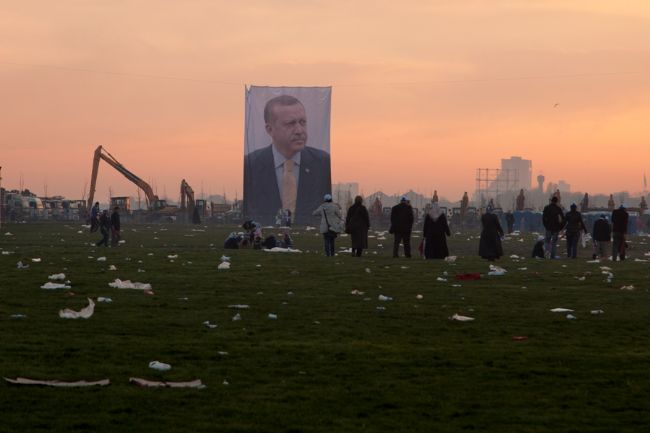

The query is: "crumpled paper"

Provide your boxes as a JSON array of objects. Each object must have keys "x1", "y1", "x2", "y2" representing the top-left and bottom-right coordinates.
[
  {"x1": 450, "y1": 313, "x2": 474, "y2": 322},
  {"x1": 108, "y1": 279, "x2": 152, "y2": 290},
  {"x1": 41, "y1": 282, "x2": 71, "y2": 290},
  {"x1": 4, "y1": 377, "x2": 110, "y2": 387},
  {"x1": 129, "y1": 377, "x2": 205, "y2": 389},
  {"x1": 59, "y1": 298, "x2": 95, "y2": 319}
]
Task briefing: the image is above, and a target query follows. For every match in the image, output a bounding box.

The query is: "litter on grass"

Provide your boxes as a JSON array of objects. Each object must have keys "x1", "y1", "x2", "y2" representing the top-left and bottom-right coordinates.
[
  {"x1": 148, "y1": 361, "x2": 171, "y2": 371},
  {"x1": 228, "y1": 304, "x2": 250, "y2": 309},
  {"x1": 591, "y1": 309, "x2": 605, "y2": 315},
  {"x1": 202, "y1": 321, "x2": 218, "y2": 329},
  {"x1": 566, "y1": 314, "x2": 577, "y2": 320},
  {"x1": 488, "y1": 265, "x2": 507, "y2": 276},
  {"x1": 620, "y1": 285, "x2": 635, "y2": 291},
  {"x1": 129, "y1": 377, "x2": 205, "y2": 389},
  {"x1": 450, "y1": 313, "x2": 475, "y2": 322},
  {"x1": 4, "y1": 377, "x2": 110, "y2": 387},
  {"x1": 268, "y1": 313, "x2": 278, "y2": 320},
  {"x1": 108, "y1": 279, "x2": 152, "y2": 290},
  {"x1": 232, "y1": 313, "x2": 242, "y2": 321},
  {"x1": 350, "y1": 289, "x2": 365, "y2": 295},
  {"x1": 550, "y1": 308, "x2": 574, "y2": 313},
  {"x1": 97, "y1": 256, "x2": 107, "y2": 262},
  {"x1": 48, "y1": 273, "x2": 66, "y2": 281},
  {"x1": 97, "y1": 297, "x2": 112, "y2": 303},
  {"x1": 16, "y1": 261, "x2": 29, "y2": 269},
  {"x1": 41, "y1": 282, "x2": 71, "y2": 290},
  {"x1": 378, "y1": 294, "x2": 393, "y2": 301},
  {"x1": 59, "y1": 298, "x2": 95, "y2": 319},
  {"x1": 218, "y1": 261, "x2": 231, "y2": 270},
  {"x1": 264, "y1": 247, "x2": 302, "y2": 253},
  {"x1": 444, "y1": 256, "x2": 457, "y2": 263}
]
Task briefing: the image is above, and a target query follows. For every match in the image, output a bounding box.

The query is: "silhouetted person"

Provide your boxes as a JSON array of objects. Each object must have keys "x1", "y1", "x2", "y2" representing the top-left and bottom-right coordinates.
[
  {"x1": 110, "y1": 207, "x2": 121, "y2": 247},
  {"x1": 390, "y1": 196, "x2": 414, "y2": 258},
  {"x1": 90, "y1": 202, "x2": 100, "y2": 233},
  {"x1": 516, "y1": 189, "x2": 525, "y2": 211},
  {"x1": 479, "y1": 206, "x2": 504, "y2": 261},
  {"x1": 345, "y1": 195, "x2": 370, "y2": 257},
  {"x1": 611, "y1": 205, "x2": 629, "y2": 261},
  {"x1": 423, "y1": 203, "x2": 450, "y2": 259},
  {"x1": 505, "y1": 211, "x2": 515, "y2": 234},
  {"x1": 564, "y1": 203, "x2": 587, "y2": 259},
  {"x1": 592, "y1": 215, "x2": 611, "y2": 260},
  {"x1": 607, "y1": 194, "x2": 615, "y2": 211},
  {"x1": 96, "y1": 210, "x2": 110, "y2": 247},
  {"x1": 542, "y1": 196, "x2": 565, "y2": 259}
]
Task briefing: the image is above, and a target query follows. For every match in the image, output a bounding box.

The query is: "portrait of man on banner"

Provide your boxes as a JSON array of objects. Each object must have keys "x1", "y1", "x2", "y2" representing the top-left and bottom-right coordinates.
[{"x1": 243, "y1": 86, "x2": 332, "y2": 225}]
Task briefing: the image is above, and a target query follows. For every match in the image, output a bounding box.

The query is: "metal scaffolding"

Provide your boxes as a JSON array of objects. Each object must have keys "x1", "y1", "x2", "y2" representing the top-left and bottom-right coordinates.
[{"x1": 475, "y1": 168, "x2": 519, "y2": 207}]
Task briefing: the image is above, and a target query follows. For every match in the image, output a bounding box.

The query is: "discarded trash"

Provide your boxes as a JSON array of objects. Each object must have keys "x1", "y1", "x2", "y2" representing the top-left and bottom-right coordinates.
[
  {"x1": 550, "y1": 308, "x2": 573, "y2": 313},
  {"x1": 59, "y1": 298, "x2": 95, "y2": 319},
  {"x1": 10, "y1": 314, "x2": 27, "y2": 319},
  {"x1": 218, "y1": 261, "x2": 231, "y2": 270},
  {"x1": 620, "y1": 285, "x2": 635, "y2": 291},
  {"x1": 48, "y1": 273, "x2": 66, "y2": 281},
  {"x1": 436, "y1": 277, "x2": 447, "y2": 282},
  {"x1": 129, "y1": 377, "x2": 205, "y2": 389},
  {"x1": 566, "y1": 314, "x2": 577, "y2": 320},
  {"x1": 31, "y1": 258, "x2": 41, "y2": 262},
  {"x1": 378, "y1": 294, "x2": 393, "y2": 301},
  {"x1": 263, "y1": 247, "x2": 303, "y2": 253},
  {"x1": 444, "y1": 256, "x2": 457, "y2": 263},
  {"x1": 228, "y1": 304, "x2": 250, "y2": 309},
  {"x1": 350, "y1": 289, "x2": 365, "y2": 295},
  {"x1": 590, "y1": 309, "x2": 605, "y2": 315},
  {"x1": 108, "y1": 265, "x2": 117, "y2": 271},
  {"x1": 167, "y1": 254, "x2": 178, "y2": 259},
  {"x1": 450, "y1": 313, "x2": 474, "y2": 322},
  {"x1": 97, "y1": 257, "x2": 107, "y2": 262},
  {"x1": 488, "y1": 265, "x2": 507, "y2": 276},
  {"x1": 148, "y1": 361, "x2": 171, "y2": 371},
  {"x1": 16, "y1": 261, "x2": 29, "y2": 269},
  {"x1": 97, "y1": 297, "x2": 113, "y2": 303},
  {"x1": 365, "y1": 268, "x2": 372, "y2": 274},
  {"x1": 232, "y1": 313, "x2": 241, "y2": 321},
  {"x1": 456, "y1": 273, "x2": 481, "y2": 281},
  {"x1": 108, "y1": 279, "x2": 152, "y2": 290},
  {"x1": 41, "y1": 282, "x2": 71, "y2": 290},
  {"x1": 416, "y1": 294, "x2": 423, "y2": 300},
  {"x1": 4, "y1": 377, "x2": 110, "y2": 387},
  {"x1": 202, "y1": 321, "x2": 218, "y2": 329},
  {"x1": 268, "y1": 313, "x2": 278, "y2": 320},
  {"x1": 376, "y1": 306, "x2": 386, "y2": 311}
]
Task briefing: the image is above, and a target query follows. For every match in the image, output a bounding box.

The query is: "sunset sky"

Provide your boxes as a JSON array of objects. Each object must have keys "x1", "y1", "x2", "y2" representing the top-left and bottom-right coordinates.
[{"x1": 2, "y1": 0, "x2": 650, "y2": 203}]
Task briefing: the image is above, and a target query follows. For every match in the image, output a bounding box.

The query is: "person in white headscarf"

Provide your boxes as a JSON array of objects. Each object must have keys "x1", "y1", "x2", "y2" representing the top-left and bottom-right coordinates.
[{"x1": 422, "y1": 203, "x2": 451, "y2": 259}]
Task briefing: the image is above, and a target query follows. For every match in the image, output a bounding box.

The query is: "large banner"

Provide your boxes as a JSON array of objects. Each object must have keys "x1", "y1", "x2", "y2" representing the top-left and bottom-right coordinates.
[{"x1": 243, "y1": 86, "x2": 332, "y2": 225}]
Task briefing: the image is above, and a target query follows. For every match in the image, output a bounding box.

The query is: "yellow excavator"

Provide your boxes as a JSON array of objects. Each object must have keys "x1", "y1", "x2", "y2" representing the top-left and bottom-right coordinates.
[
  {"x1": 180, "y1": 179, "x2": 201, "y2": 223},
  {"x1": 87, "y1": 145, "x2": 178, "y2": 221}
]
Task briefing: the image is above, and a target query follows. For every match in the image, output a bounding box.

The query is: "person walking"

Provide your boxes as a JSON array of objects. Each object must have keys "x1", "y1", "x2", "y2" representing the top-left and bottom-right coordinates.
[
  {"x1": 422, "y1": 203, "x2": 450, "y2": 259},
  {"x1": 96, "y1": 210, "x2": 110, "y2": 247},
  {"x1": 611, "y1": 205, "x2": 629, "y2": 261},
  {"x1": 505, "y1": 210, "x2": 515, "y2": 234},
  {"x1": 110, "y1": 206, "x2": 121, "y2": 247},
  {"x1": 478, "y1": 206, "x2": 504, "y2": 261},
  {"x1": 592, "y1": 214, "x2": 611, "y2": 260},
  {"x1": 313, "y1": 194, "x2": 343, "y2": 257},
  {"x1": 542, "y1": 196, "x2": 565, "y2": 259},
  {"x1": 564, "y1": 203, "x2": 587, "y2": 258},
  {"x1": 345, "y1": 195, "x2": 370, "y2": 257},
  {"x1": 89, "y1": 202, "x2": 100, "y2": 233},
  {"x1": 389, "y1": 196, "x2": 414, "y2": 258}
]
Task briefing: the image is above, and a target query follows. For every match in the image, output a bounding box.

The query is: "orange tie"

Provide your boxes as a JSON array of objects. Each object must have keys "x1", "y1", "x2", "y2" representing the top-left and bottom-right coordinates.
[{"x1": 282, "y1": 159, "x2": 297, "y2": 215}]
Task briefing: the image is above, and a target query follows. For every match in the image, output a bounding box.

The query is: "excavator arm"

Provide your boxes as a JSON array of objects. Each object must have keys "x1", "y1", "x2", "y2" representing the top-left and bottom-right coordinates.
[{"x1": 87, "y1": 145, "x2": 159, "y2": 211}]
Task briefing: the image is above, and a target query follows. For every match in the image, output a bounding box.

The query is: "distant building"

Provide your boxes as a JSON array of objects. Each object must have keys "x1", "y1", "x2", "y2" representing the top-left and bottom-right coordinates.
[
  {"x1": 557, "y1": 180, "x2": 571, "y2": 193},
  {"x1": 501, "y1": 156, "x2": 532, "y2": 190},
  {"x1": 333, "y1": 182, "x2": 359, "y2": 206}
]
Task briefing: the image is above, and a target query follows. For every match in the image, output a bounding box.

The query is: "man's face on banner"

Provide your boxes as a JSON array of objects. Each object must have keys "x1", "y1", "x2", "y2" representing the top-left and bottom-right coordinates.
[{"x1": 265, "y1": 103, "x2": 308, "y2": 158}]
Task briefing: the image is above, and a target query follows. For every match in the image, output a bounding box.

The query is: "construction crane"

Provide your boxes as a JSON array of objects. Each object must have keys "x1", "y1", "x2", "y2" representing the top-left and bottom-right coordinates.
[{"x1": 87, "y1": 145, "x2": 175, "y2": 218}]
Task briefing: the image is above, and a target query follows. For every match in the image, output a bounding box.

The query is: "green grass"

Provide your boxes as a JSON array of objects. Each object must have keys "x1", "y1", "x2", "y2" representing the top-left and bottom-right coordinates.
[{"x1": 1, "y1": 222, "x2": 650, "y2": 432}]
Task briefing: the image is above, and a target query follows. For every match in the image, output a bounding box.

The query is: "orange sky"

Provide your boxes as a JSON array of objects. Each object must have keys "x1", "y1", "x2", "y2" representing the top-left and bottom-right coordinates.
[{"x1": 2, "y1": 0, "x2": 650, "y2": 203}]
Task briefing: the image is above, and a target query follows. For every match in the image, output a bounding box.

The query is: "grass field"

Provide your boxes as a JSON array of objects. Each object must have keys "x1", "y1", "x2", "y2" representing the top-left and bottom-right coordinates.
[{"x1": 1, "y1": 222, "x2": 650, "y2": 433}]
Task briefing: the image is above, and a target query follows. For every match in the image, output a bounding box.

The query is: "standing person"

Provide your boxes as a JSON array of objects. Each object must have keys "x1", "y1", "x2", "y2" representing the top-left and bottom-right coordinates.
[
  {"x1": 313, "y1": 194, "x2": 343, "y2": 257},
  {"x1": 422, "y1": 203, "x2": 450, "y2": 259},
  {"x1": 345, "y1": 195, "x2": 370, "y2": 257},
  {"x1": 542, "y1": 196, "x2": 565, "y2": 259},
  {"x1": 89, "y1": 202, "x2": 100, "y2": 232},
  {"x1": 479, "y1": 206, "x2": 504, "y2": 261},
  {"x1": 505, "y1": 211, "x2": 515, "y2": 234},
  {"x1": 564, "y1": 203, "x2": 587, "y2": 259},
  {"x1": 611, "y1": 205, "x2": 629, "y2": 261},
  {"x1": 389, "y1": 196, "x2": 414, "y2": 258},
  {"x1": 96, "y1": 210, "x2": 110, "y2": 247},
  {"x1": 592, "y1": 214, "x2": 611, "y2": 260},
  {"x1": 110, "y1": 206, "x2": 121, "y2": 247}
]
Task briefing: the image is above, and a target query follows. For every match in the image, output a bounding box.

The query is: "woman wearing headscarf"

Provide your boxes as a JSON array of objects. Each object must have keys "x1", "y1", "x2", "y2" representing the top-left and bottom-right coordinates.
[
  {"x1": 422, "y1": 202, "x2": 450, "y2": 259},
  {"x1": 345, "y1": 195, "x2": 370, "y2": 257},
  {"x1": 312, "y1": 194, "x2": 343, "y2": 257},
  {"x1": 478, "y1": 205, "x2": 504, "y2": 261}
]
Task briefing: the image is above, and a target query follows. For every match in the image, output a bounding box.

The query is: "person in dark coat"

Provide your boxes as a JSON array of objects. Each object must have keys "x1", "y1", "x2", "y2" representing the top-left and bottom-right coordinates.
[
  {"x1": 89, "y1": 202, "x2": 100, "y2": 233},
  {"x1": 345, "y1": 195, "x2": 370, "y2": 257},
  {"x1": 389, "y1": 196, "x2": 414, "y2": 258},
  {"x1": 532, "y1": 236, "x2": 545, "y2": 258},
  {"x1": 96, "y1": 210, "x2": 110, "y2": 247},
  {"x1": 592, "y1": 214, "x2": 611, "y2": 260},
  {"x1": 564, "y1": 203, "x2": 587, "y2": 259},
  {"x1": 422, "y1": 203, "x2": 450, "y2": 259},
  {"x1": 479, "y1": 207, "x2": 504, "y2": 261},
  {"x1": 542, "y1": 196, "x2": 565, "y2": 259},
  {"x1": 110, "y1": 207, "x2": 121, "y2": 247},
  {"x1": 505, "y1": 211, "x2": 515, "y2": 234},
  {"x1": 611, "y1": 205, "x2": 629, "y2": 261}
]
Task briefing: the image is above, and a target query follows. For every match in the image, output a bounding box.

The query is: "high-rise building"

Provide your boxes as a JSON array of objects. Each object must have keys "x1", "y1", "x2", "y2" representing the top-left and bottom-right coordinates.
[{"x1": 501, "y1": 156, "x2": 532, "y2": 190}]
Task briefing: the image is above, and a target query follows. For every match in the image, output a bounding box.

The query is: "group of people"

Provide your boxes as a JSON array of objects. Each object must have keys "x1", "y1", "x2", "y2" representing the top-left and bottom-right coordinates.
[
  {"x1": 223, "y1": 219, "x2": 294, "y2": 250},
  {"x1": 89, "y1": 202, "x2": 121, "y2": 247},
  {"x1": 541, "y1": 196, "x2": 629, "y2": 260}
]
